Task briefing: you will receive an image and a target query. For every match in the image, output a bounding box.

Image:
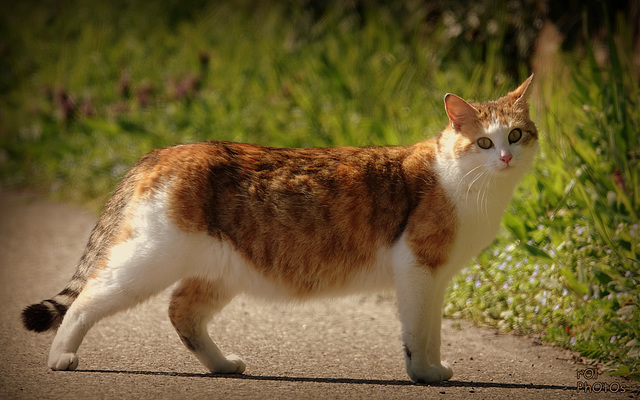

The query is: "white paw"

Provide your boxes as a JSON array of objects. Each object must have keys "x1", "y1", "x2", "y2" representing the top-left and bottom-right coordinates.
[
  {"x1": 48, "y1": 352, "x2": 79, "y2": 371},
  {"x1": 440, "y1": 361, "x2": 454, "y2": 380},
  {"x1": 406, "y1": 361, "x2": 453, "y2": 383},
  {"x1": 213, "y1": 355, "x2": 246, "y2": 374}
]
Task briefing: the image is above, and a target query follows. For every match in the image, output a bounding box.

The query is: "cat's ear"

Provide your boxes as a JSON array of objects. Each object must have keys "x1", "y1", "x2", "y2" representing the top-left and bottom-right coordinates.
[
  {"x1": 444, "y1": 93, "x2": 479, "y2": 132},
  {"x1": 509, "y1": 74, "x2": 534, "y2": 114}
]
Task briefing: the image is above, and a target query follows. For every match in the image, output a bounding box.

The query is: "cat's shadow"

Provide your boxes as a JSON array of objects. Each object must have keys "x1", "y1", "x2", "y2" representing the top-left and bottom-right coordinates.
[{"x1": 76, "y1": 369, "x2": 576, "y2": 390}]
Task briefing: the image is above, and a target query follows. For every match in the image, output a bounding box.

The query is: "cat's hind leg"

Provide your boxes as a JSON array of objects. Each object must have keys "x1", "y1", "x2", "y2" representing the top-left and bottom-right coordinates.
[
  {"x1": 47, "y1": 266, "x2": 180, "y2": 371},
  {"x1": 48, "y1": 220, "x2": 193, "y2": 371},
  {"x1": 46, "y1": 278, "x2": 126, "y2": 371},
  {"x1": 168, "y1": 278, "x2": 245, "y2": 374}
]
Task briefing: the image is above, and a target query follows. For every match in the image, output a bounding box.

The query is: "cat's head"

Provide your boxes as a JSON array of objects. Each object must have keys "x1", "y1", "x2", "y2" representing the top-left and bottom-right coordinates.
[{"x1": 439, "y1": 75, "x2": 538, "y2": 180}]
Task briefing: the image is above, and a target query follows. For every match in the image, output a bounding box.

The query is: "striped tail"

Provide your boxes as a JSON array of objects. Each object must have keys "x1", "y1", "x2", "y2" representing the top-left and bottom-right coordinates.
[{"x1": 21, "y1": 229, "x2": 101, "y2": 332}]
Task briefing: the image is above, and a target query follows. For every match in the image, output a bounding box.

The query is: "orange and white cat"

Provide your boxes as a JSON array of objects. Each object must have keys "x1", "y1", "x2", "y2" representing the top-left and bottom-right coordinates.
[{"x1": 22, "y1": 76, "x2": 537, "y2": 383}]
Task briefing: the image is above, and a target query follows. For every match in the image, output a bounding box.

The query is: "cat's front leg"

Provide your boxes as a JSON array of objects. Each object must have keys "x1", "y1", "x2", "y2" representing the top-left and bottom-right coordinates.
[{"x1": 393, "y1": 263, "x2": 453, "y2": 384}]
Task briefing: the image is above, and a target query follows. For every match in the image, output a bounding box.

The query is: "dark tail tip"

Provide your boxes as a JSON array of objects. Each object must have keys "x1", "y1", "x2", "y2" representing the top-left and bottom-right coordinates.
[{"x1": 22, "y1": 300, "x2": 67, "y2": 333}]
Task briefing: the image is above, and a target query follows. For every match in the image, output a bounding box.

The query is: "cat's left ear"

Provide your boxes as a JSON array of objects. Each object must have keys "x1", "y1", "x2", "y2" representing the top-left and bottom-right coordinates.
[
  {"x1": 444, "y1": 93, "x2": 479, "y2": 132},
  {"x1": 509, "y1": 74, "x2": 534, "y2": 114}
]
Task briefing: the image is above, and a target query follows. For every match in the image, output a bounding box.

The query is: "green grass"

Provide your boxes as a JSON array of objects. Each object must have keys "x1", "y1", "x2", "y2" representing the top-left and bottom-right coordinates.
[{"x1": 1, "y1": 0, "x2": 638, "y2": 380}]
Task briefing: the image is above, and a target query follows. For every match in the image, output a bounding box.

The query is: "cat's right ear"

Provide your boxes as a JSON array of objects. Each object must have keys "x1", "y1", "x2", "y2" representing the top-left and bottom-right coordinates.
[{"x1": 444, "y1": 94, "x2": 479, "y2": 132}]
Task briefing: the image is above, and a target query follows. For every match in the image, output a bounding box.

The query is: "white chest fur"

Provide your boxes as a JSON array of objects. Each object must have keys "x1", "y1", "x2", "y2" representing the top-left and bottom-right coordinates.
[{"x1": 433, "y1": 153, "x2": 520, "y2": 278}]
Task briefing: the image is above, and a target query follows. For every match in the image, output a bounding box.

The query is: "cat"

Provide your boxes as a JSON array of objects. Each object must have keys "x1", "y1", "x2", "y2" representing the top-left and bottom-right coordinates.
[{"x1": 22, "y1": 75, "x2": 537, "y2": 384}]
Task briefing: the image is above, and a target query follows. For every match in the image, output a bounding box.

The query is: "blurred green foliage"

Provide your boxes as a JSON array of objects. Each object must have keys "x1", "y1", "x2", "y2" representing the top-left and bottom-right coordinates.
[{"x1": 1, "y1": 0, "x2": 638, "y2": 380}]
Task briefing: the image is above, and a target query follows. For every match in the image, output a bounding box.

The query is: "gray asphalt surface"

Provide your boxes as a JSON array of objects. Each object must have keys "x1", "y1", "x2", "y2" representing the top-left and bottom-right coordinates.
[{"x1": 0, "y1": 190, "x2": 637, "y2": 399}]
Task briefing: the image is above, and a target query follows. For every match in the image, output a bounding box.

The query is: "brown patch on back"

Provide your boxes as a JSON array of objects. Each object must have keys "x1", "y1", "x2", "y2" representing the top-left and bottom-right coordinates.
[
  {"x1": 144, "y1": 139, "x2": 459, "y2": 292},
  {"x1": 155, "y1": 141, "x2": 445, "y2": 295}
]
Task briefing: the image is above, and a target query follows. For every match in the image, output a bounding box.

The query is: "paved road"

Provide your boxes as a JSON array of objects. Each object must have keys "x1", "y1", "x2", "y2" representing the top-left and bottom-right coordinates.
[{"x1": 0, "y1": 191, "x2": 636, "y2": 399}]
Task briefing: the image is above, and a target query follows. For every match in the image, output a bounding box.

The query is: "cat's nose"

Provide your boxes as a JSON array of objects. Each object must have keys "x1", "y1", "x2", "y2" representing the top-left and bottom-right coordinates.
[{"x1": 500, "y1": 152, "x2": 512, "y2": 165}]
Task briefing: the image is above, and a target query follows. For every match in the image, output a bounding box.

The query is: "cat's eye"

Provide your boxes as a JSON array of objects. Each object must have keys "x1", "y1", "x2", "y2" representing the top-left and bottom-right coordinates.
[
  {"x1": 508, "y1": 128, "x2": 522, "y2": 144},
  {"x1": 477, "y1": 137, "x2": 493, "y2": 149}
]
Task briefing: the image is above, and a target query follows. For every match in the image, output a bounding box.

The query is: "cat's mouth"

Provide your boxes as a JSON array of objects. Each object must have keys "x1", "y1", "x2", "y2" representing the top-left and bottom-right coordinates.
[
  {"x1": 499, "y1": 162, "x2": 516, "y2": 171},
  {"x1": 491, "y1": 164, "x2": 516, "y2": 175}
]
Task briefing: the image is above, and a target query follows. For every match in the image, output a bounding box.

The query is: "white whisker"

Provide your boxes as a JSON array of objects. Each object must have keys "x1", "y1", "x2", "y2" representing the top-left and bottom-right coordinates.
[
  {"x1": 465, "y1": 175, "x2": 479, "y2": 202},
  {"x1": 466, "y1": 170, "x2": 494, "y2": 223},
  {"x1": 476, "y1": 175, "x2": 485, "y2": 218},
  {"x1": 461, "y1": 165, "x2": 484, "y2": 182},
  {"x1": 467, "y1": 169, "x2": 486, "y2": 199},
  {"x1": 482, "y1": 179, "x2": 490, "y2": 222},
  {"x1": 468, "y1": 171, "x2": 484, "y2": 214}
]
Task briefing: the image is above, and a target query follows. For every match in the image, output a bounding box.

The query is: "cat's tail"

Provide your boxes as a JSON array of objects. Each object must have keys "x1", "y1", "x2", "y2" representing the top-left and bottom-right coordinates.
[
  {"x1": 21, "y1": 152, "x2": 159, "y2": 333},
  {"x1": 21, "y1": 286, "x2": 82, "y2": 332}
]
